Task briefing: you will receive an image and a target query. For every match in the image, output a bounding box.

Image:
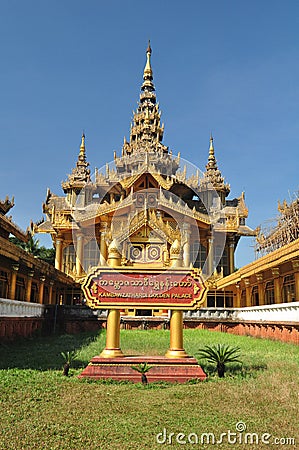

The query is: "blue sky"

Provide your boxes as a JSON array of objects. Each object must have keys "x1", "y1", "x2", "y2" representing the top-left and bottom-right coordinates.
[{"x1": 0, "y1": 0, "x2": 298, "y2": 267}]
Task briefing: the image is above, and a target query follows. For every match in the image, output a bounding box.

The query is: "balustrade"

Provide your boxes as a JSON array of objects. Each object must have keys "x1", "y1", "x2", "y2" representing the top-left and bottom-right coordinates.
[
  {"x1": 185, "y1": 302, "x2": 299, "y2": 323},
  {"x1": 0, "y1": 298, "x2": 46, "y2": 317}
]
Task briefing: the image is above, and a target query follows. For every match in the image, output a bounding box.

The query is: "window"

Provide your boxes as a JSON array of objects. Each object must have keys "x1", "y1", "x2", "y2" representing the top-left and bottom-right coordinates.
[
  {"x1": 15, "y1": 276, "x2": 25, "y2": 301},
  {"x1": 0, "y1": 271, "x2": 8, "y2": 298},
  {"x1": 225, "y1": 291, "x2": 234, "y2": 307},
  {"x1": 216, "y1": 247, "x2": 228, "y2": 276},
  {"x1": 240, "y1": 289, "x2": 246, "y2": 307},
  {"x1": 30, "y1": 283, "x2": 38, "y2": 303},
  {"x1": 282, "y1": 275, "x2": 295, "y2": 303},
  {"x1": 191, "y1": 241, "x2": 206, "y2": 269},
  {"x1": 83, "y1": 239, "x2": 101, "y2": 272},
  {"x1": 251, "y1": 286, "x2": 259, "y2": 306},
  {"x1": 207, "y1": 290, "x2": 234, "y2": 308},
  {"x1": 44, "y1": 286, "x2": 49, "y2": 304},
  {"x1": 63, "y1": 245, "x2": 76, "y2": 275},
  {"x1": 265, "y1": 281, "x2": 275, "y2": 305}
]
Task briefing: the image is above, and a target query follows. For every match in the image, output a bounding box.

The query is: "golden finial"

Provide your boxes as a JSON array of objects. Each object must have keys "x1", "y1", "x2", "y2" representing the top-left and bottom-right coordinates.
[
  {"x1": 144, "y1": 40, "x2": 153, "y2": 79},
  {"x1": 79, "y1": 131, "x2": 85, "y2": 154},
  {"x1": 209, "y1": 133, "x2": 214, "y2": 154},
  {"x1": 207, "y1": 134, "x2": 216, "y2": 165},
  {"x1": 77, "y1": 131, "x2": 86, "y2": 163}
]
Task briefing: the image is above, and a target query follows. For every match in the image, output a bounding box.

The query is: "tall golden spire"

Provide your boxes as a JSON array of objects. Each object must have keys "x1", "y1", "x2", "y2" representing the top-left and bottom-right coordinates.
[{"x1": 120, "y1": 42, "x2": 167, "y2": 156}]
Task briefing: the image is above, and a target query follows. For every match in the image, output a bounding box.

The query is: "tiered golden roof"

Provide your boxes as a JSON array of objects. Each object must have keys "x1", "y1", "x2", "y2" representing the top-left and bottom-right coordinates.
[
  {"x1": 61, "y1": 133, "x2": 91, "y2": 192},
  {"x1": 201, "y1": 135, "x2": 230, "y2": 198}
]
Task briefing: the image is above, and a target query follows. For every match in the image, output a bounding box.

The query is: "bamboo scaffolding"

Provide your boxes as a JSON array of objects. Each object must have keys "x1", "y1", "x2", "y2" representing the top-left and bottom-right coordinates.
[{"x1": 255, "y1": 193, "x2": 299, "y2": 257}]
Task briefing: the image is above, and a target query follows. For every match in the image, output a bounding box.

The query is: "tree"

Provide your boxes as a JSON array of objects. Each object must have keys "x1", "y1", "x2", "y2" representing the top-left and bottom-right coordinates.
[
  {"x1": 38, "y1": 246, "x2": 55, "y2": 265},
  {"x1": 197, "y1": 344, "x2": 242, "y2": 378},
  {"x1": 9, "y1": 233, "x2": 55, "y2": 265},
  {"x1": 9, "y1": 236, "x2": 26, "y2": 250}
]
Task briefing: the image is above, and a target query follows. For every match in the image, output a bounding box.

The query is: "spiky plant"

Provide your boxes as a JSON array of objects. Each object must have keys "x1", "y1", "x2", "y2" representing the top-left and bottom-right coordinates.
[
  {"x1": 25, "y1": 234, "x2": 40, "y2": 256},
  {"x1": 61, "y1": 350, "x2": 77, "y2": 376},
  {"x1": 197, "y1": 344, "x2": 242, "y2": 378},
  {"x1": 131, "y1": 362, "x2": 153, "y2": 385}
]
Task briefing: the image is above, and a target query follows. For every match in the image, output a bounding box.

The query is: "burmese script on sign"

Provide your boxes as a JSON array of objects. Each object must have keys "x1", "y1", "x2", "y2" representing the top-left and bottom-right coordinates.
[{"x1": 82, "y1": 269, "x2": 206, "y2": 310}]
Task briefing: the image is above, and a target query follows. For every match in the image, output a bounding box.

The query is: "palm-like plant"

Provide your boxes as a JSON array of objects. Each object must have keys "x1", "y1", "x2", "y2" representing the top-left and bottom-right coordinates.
[
  {"x1": 131, "y1": 362, "x2": 153, "y2": 385},
  {"x1": 61, "y1": 350, "x2": 77, "y2": 376},
  {"x1": 24, "y1": 234, "x2": 40, "y2": 256},
  {"x1": 197, "y1": 344, "x2": 242, "y2": 378}
]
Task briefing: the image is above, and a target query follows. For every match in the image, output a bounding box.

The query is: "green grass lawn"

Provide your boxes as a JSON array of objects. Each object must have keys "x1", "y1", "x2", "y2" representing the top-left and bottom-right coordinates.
[{"x1": 0, "y1": 329, "x2": 298, "y2": 449}]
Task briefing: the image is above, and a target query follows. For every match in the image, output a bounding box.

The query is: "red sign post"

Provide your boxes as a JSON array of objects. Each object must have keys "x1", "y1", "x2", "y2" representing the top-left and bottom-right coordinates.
[{"x1": 82, "y1": 267, "x2": 206, "y2": 310}]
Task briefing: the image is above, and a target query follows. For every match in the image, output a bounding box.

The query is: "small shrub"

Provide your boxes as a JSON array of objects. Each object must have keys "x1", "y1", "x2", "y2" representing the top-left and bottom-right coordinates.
[
  {"x1": 131, "y1": 362, "x2": 153, "y2": 385},
  {"x1": 197, "y1": 344, "x2": 242, "y2": 378},
  {"x1": 61, "y1": 350, "x2": 77, "y2": 376}
]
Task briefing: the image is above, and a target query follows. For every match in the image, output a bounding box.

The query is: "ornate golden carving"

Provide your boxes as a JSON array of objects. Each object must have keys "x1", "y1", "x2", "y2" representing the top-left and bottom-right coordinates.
[{"x1": 205, "y1": 270, "x2": 223, "y2": 289}]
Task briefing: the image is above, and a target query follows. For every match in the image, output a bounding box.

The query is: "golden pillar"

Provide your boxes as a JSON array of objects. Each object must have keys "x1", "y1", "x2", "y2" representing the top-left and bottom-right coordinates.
[
  {"x1": 48, "y1": 281, "x2": 54, "y2": 305},
  {"x1": 244, "y1": 278, "x2": 251, "y2": 307},
  {"x1": 99, "y1": 226, "x2": 108, "y2": 266},
  {"x1": 165, "y1": 310, "x2": 188, "y2": 358},
  {"x1": 55, "y1": 237, "x2": 63, "y2": 271},
  {"x1": 235, "y1": 284, "x2": 241, "y2": 308},
  {"x1": 294, "y1": 272, "x2": 299, "y2": 302},
  {"x1": 76, "y1": 233, "x2": 84, "y2": 276},
  {"x1": 272, "y1": 268, "x2": 281, "y2": 304},
  {"x1": 100, "y1": 309, "x2": 124, "y2": 358},
  {"x1": 38, "y1": 276, "x2": 45, "y2": 304},
  {"x1": 202, "y1": 293, "x2": 208, "y2": 308},
  {"x1": 228, "y1": 237, "x2": 235, "y2": 274},
  {"x1": 9, "y1": 264, "x2": 19, "y2": 300},
  {"x1": 207, "y1": 235, "x2": 214, "y2": 276},
  {"x1": 292, "y1": 260, "x2": 299, "y2": 302},
  {"x1": 183, "y1": 241, "x2": 190, "y2": 268},
  {"x1": 25, "y1": 270, "x2": 34, "y2": 302},
  {"x1": 183, "y1": 223, "x2": 191, "y2": 268},
  {"x1": 256, "y1": 274, "x2": 264, "y2": 306}
]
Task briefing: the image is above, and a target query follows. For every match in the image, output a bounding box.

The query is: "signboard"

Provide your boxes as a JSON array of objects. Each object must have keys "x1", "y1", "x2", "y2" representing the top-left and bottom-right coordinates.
[{"x1": 82, "y1": 267, "x2": 206, "y2": 310}]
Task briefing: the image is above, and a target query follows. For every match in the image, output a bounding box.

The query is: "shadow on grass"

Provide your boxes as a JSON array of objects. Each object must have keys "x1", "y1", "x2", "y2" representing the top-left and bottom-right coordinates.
[
  {"x1": 0, "y1": 330, "x2": 102, "y2": 371},
  {"x1": 199, "y1": 362, "x2": 268, "y2": 380}
]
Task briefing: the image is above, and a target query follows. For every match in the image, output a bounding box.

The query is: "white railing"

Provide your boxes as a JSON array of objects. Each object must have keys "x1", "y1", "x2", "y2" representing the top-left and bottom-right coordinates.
[
  {"x1": 185, "y1": 302, "x2": 299, "y2": 323},
  {"x1": 0, "y1": 298, "x2": 46, "y2": 318},
  {"x1": 2, "y1": 297, "x2": 299, "y2": 323},
  {"x1": 232, "y1": 302, "x2": 299, "y2": 323}
]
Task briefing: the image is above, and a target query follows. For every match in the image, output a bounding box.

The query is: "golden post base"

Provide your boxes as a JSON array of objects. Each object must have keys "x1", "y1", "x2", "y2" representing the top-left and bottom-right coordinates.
[
  {"x1": 165, "y1": 348, "x2": 189, "y2": 359},
  {"x1": 100, "y1": 348, "x2": 124, "y2": 358}
]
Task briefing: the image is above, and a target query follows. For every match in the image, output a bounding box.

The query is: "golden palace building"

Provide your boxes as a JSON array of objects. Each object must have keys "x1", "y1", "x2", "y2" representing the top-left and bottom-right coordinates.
[{"x1": 35, "y1": 44, "x2": 258, "y2": 314}]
